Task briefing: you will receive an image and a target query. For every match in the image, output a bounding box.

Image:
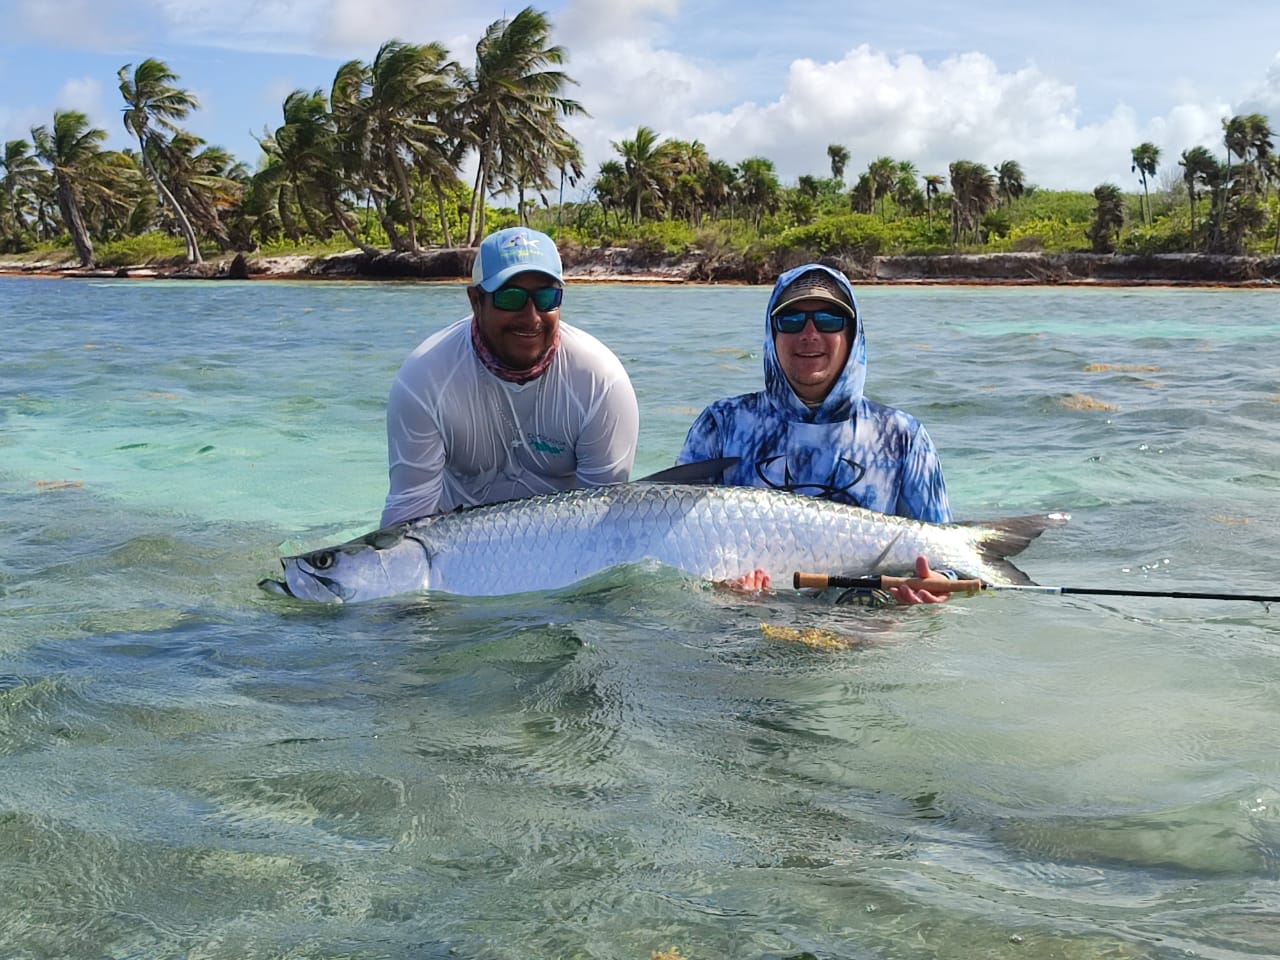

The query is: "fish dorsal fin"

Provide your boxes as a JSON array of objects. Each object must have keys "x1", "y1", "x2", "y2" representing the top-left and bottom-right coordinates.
[{"x1": 636, "y1": 457, "x2": 740, "y2": 485}]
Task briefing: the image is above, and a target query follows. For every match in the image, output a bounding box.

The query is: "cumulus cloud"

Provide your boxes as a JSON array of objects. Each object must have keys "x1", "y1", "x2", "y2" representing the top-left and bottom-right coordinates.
[
  {"x1": 1236, "y1": 52, "x2": 1280, "y2": 119},
  {"x1": 559, "y1": 39, "x2": 1238, "y2": 193},
  {"x1": 563, "y1": 39, "x2": 727, "y2": 171}
]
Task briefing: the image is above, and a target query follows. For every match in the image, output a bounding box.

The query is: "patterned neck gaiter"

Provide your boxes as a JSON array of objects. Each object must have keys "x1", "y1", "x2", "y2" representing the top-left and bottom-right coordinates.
[{"x1": 470, "y1": 318, "x2": 560, "y2": 384}]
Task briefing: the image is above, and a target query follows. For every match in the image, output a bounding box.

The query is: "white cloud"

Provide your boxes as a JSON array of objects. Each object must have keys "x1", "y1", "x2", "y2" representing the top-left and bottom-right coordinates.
[
  {"x1": 557, "y1": 0, "x2": 680, "y2": 47},
  {"x1": 558, "y1": 41, "x2": 1237, "y2": 193},
  {"x1": 317, "y1": 0, "x2": 473, "y2": 57},
  {"x1": 149, "y1": 0, "x2": 321, "y2": 54},
  {"x1": 567, "y1": 39, "x2": 724, "y2": 133},
  {"x1": 16, "y1": 0, "x2": 143, "y2": 51},
  {"x1": 55, "y1": 76, "x2": 113, "y2": 130},
  {"x1": 1236, "y1": 52, "x2": 1280, "y2": 119}
]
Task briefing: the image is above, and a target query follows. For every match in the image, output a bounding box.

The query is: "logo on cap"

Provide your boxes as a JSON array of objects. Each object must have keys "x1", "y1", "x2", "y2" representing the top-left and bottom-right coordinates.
[{"x1": 499, "y1": 232, "x2": 541, "y2": 263}]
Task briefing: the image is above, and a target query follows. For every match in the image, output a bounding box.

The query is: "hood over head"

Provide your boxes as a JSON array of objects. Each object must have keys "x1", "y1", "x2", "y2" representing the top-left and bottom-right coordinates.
[{"x1": 762, "y1": 263, "x2": 865, "y2": 423}]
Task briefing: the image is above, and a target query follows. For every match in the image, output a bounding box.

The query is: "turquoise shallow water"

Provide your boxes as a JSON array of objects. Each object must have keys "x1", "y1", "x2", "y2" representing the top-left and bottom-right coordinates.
[{"x1": 2, "y1": 274, "x2": 1280, "y2": 959}]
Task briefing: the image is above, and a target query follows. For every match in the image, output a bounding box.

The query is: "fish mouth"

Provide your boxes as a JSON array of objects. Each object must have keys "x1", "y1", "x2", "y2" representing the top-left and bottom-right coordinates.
[
  {"x1": 258, "y1": 576, "x2": 293, "y2": 597},
  {"x1": 258, "y1": 562, "x2": 348, "y2": 603}
]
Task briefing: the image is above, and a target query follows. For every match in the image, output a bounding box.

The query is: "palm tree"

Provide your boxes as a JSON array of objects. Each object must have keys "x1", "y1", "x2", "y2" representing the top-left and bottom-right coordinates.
[
  {"x1": 1229, "y1": 113, "x2": 1274, "y2": 179},
  {"x1": 591, "y1": 159, "x2": 627, "y2": 230},
  {"x1": 530, "y1": 135, "x2": 583, "y2": 229},
  {"x1": 25, "y1": 164, "x2": 60, "y2": 242},
  {"x1": 613, "y1": 125, "x2": 667, "y2": 223},
  {"x1": 948, "y1": 160, "x2": 996, "y2": 246},
  {"x1": 1178, "y1": 145, "x2": 1217, "y2": 243},
  {"x1": 1130, "y1": 142, "x2": 1159, "y2": 226},
  {"x1": 257, "y1": 88, "x2": 380, "y2": 254},
  {"x1": 702, "y1": 159, "x2": 736, "y2": 222},
  {"x1": 923, "y1": 174, "x2": 945, "y2": 228},
  {"x1": 1, "y1": 139, "x2": 42, "y2": 241},
  {"x1": 461, "y1": 6, "x2": 586, "y2": 245},
  {"x1": 995, "y1": 160, "x2": 1025, "y2": 208},
  {"x1": 507, "y1": 134, "x2": 580, "y2": 228},
  {"x1": 1220, "y1": 191, "x2": 1268, "y2": 254},
  {"x1": 891, "y1": 161, "x2": 922, "y2": 216},
  {"x1": 660, "y1": 138, "x2": 710, "y2": 226},
  {"x1": 736, "y1": 156, "x2": 780, "y2": 230},
  {"x1": 1222, "y1": 114, "x2": 1249, "y2": 192},
  {"x1": 332, "y1": 40, "x2": 461, "y2": 253},
  {"x1": 155, "y1": 133, "x2": 243, "y2": 251},
  {"x1": 827, "y1": 143, "x2": 850, "y2": 182},
  {"x1": 1212, "y1": 114, "x2": 1273, "y2": 250},
  {"x1": 849, "y1": 172, "x2": 874, "y2": 214},
  {"x1": 1264, "y1": 153, "x2": 1280, "y2": 252},
  {"x1": 1088, "y1": 183, "x2": 1125, "y2": 253},
  {"x1": 1246, "y1": 115, "x2": 1275, "y2": 196},
  {"x1": 1262, "y1": 152, "x2": 1280, "y2": 205},
  {"x1": 257, "y1": 89, "x2": 338, "y2": 242},
  {"x1": 118, "y1": 58, "x2": 204, "y2": 263},
  {"x1": 30, "y1": 110, "x2": 108, "y2": 265},
  {"x1": 866, "y1": 156, "x2": 897, "y2": 219},
  {"x1": 82, "y1": 148, "x2": 150, "y2": 241}
]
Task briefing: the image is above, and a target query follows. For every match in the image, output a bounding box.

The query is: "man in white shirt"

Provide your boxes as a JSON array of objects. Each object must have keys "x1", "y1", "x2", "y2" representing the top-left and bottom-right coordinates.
[{"x1": 380, "y1": 227, "x2": 639, "y2": 527}]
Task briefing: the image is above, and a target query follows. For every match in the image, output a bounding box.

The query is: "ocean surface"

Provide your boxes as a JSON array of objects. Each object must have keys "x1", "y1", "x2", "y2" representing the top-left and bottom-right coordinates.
[{"x1": 2, "y1": 274, "x2": 1279, "y2": 960}]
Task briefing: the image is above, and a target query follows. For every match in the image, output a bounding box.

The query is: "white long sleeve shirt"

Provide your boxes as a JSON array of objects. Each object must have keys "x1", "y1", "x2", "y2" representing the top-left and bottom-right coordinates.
[{"x1": 381, "y1": 317, "x2": 639, "y2": 527}]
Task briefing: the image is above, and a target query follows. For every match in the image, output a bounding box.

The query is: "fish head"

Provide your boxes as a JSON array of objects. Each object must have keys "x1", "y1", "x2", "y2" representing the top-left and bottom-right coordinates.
[{"x1": 260, "y1": 524, "x2": 431, "y2": 603}]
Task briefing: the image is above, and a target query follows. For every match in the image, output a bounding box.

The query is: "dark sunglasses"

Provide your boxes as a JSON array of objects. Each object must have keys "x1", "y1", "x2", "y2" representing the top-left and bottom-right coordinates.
[
  {"x1": 772, "y1": 308, "x2": 853, "y2": 335},
  {"x1": 490, "y1": 285, "x2": 563, "y2": 312}
]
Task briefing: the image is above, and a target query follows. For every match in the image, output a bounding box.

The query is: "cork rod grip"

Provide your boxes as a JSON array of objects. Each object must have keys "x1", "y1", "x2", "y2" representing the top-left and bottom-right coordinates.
[{"x1": 792, "y1": 572, "x2": 985, "y2": 594}]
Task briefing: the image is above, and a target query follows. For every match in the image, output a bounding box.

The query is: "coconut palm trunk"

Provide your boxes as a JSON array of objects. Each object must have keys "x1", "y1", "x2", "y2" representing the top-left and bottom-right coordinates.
[
  {"x1": 432, "y1": 185, "x2": 455, "y2": 247},
  {"x1": 385, "y1": 150, "x2": 420, "y2": 252},
  {"x1": 134, "y1": 139, "x2": 202, "y2": 263},
  {"x1": 325, "y1": 194, "x2": 381, "y2": 256},
  {"x1": 467, "y1": 141, "x2": 493, "y2": 245},
  {"x1": 53, "y1": 173, "x2": 94, "y2": 266}
]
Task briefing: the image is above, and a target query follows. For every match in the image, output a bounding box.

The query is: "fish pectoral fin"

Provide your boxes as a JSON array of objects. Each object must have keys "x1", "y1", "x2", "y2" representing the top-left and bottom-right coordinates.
[{"x1": 866, "y1": 530, "x2": 905, "y2": 574}]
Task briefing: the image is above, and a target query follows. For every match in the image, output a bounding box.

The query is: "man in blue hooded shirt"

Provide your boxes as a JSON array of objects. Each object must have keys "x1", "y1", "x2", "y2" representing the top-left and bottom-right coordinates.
[{"x1": 677, "y1": 263, "x2": 951, "y2": 603}]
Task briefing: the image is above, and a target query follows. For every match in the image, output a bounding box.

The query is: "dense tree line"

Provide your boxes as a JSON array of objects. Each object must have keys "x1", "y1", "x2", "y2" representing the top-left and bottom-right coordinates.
[
  {"x1": 1, "y1": 7, "x2": 1277, "y2": 268},
  {"x1": 0, "y1": 6, "x2": 579, "y2": 266}
]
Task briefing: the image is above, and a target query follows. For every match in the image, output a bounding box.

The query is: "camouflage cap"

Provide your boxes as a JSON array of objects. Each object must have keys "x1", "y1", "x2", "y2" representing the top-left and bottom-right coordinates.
[{"x1": 771, "y1": 269, "x2": 857, "y2": 319}]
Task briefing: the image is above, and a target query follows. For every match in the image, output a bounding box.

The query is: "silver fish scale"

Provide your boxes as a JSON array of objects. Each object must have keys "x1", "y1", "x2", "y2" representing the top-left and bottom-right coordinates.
[{"x1": 405, "y1": 483, "x2": 994, "y2": 596}]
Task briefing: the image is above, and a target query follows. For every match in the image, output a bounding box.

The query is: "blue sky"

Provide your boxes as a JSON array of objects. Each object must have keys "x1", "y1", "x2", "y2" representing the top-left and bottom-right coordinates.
[{"x1": 4, "y1": 0, "x2": 1279, "y2": 196}]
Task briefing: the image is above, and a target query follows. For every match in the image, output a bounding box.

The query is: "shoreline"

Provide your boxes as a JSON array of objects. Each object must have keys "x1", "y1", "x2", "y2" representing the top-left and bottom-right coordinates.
[{"x1": 3, "y1": 248, "x2": 1280, "y2": 287}]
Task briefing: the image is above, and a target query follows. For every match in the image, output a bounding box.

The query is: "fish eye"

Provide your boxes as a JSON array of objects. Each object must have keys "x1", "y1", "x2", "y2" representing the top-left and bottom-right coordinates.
[{"x1": 310, "y1": 551, "x2": 336, "y2": 570}]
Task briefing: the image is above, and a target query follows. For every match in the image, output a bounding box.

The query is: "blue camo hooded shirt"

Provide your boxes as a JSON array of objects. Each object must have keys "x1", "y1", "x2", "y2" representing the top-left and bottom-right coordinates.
[{"x1": 676, "y1": 263, "x2": 952, "y2": 522}]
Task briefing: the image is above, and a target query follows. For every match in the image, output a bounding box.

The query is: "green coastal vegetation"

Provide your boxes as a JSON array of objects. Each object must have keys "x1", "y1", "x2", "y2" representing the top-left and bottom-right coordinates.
[{"x1": 2, "y1": 5, "x2": 1278, "y2": 272}]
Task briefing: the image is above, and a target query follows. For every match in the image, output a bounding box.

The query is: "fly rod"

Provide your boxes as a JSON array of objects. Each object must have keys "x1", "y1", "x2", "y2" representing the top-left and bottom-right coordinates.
[{"x1": 792, "y1": 572, "x2": 1280, "y2": 604}]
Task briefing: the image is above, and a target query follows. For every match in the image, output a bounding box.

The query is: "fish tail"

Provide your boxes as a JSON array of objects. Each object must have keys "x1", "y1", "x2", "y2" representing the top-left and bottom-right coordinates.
[{"x1": 960, "y1": 512, "x2": 1070, "y2": 585}]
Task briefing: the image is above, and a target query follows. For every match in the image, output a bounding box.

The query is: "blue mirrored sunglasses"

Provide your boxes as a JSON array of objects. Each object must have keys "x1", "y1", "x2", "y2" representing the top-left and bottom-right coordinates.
[
  {"x1": 772, "y1": 308, "x2": 852, "y2": 335},
  {"x1": 490, "y1": 285, "x2": 563, "y2": 311}
]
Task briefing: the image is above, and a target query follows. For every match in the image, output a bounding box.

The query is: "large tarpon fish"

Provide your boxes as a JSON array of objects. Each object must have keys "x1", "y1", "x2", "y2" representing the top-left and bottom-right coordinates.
[{"x1": 260, "y1": 481, "x2": 1067, "y2": 604}]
